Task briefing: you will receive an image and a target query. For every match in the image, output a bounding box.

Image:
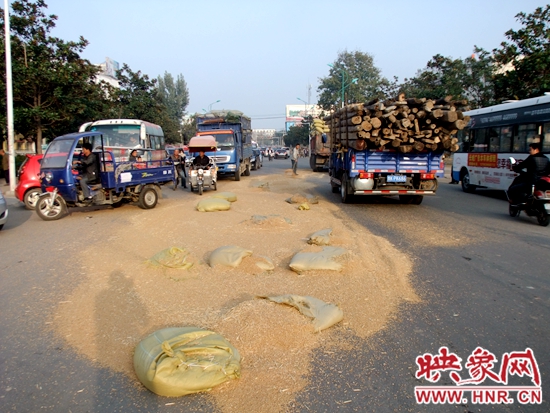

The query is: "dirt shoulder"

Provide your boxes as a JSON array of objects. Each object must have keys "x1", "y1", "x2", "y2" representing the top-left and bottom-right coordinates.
[{"x1": 53, "y1": 166, "x2": 418, "y2": 412}]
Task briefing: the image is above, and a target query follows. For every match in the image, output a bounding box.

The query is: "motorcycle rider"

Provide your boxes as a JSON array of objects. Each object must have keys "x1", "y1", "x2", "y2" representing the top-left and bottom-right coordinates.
[
  {"x1": 74, "y1": 142, "x2": 99, "y2": 200},
  {"x1": 507, "y1": 142, "x2": 550, "y2": 204},
  {"x1": 193, "y1": 150, "x2": 210, "y2": 169}
]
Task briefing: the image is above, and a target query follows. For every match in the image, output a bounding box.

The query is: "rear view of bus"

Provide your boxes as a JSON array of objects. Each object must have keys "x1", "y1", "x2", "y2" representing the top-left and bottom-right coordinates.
[
  {"x1": 79, "y1": 119, "x2": 165, "y2": 162},
  {"x1": 452, "y1": 95, "x2": 550, "y2": 193}
]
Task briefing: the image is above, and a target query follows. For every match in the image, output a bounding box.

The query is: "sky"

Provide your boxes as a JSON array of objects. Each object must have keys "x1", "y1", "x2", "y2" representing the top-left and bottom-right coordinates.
[{"x1": 37, "y1": 0, "x2": 546, "y2": 130}]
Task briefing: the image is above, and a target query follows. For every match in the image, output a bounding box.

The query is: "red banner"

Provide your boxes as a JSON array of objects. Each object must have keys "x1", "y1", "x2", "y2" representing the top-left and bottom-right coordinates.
[{"x1": 468, "y1": 153, "x2": 498, "y2": 168}]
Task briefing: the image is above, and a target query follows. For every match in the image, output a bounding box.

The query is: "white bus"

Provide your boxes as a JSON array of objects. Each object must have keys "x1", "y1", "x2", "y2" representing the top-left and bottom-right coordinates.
[
  {"x1": 452, "y1": 95, "x2": 550, "y2": 192},
  {"x1": 79, "y1": 119, "x2": 165, "y2": 161}
]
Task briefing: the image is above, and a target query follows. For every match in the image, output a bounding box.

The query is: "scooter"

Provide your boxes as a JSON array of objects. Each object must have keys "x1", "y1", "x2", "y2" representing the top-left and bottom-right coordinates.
[{"x1": 507, "y1": 158, "x2": 550, "y2": 227}]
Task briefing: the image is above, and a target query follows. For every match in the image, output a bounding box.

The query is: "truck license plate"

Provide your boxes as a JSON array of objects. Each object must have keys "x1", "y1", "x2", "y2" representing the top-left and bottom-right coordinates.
[{"x1": 387, "y1": 175, "x2": 407, "y2": 183}]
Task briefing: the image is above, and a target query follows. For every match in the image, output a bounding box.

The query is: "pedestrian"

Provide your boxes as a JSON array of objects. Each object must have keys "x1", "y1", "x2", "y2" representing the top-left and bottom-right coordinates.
[
  {"x1": 0, "y1": 148, "x2": 9, "y2": 185},
  {"x1": 291, "y1": 144, "x2": 300, "y2": 175},
  {"x1": 171, "y1": 149, "x2": 187, "y2": 188}
]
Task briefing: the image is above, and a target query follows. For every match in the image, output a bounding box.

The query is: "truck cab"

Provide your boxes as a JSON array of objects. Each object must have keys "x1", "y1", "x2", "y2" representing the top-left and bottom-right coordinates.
[{"x1": 196, "y1": 110, "x2": 253, "y2": 181}]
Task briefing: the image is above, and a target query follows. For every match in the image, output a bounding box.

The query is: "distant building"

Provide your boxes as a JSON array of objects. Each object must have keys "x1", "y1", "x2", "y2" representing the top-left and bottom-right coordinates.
[
  {"x1": 285, "y1": 104, "x2": 324, "y2": 131},
  {"x1": 95, "y1": 57, "x2": 120, "y2": 88}
]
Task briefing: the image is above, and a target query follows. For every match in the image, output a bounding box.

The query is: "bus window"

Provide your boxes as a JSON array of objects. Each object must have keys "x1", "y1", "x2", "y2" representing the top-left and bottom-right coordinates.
[
  {"x1": 513, "y1": 123, "x2": 537, "y2": 153},
  {"x1": 472, "y1": 128, "x2": 488, "y2": 152},
  {"x1": 543, "y1": 123, "x2": 550, "y2": 153},
  {"x1": 488, "y1": 127, "x2": 500, "y2": 152},
  {"x1": 500, "y1": 126, "x2": 513, "y2": 153}
]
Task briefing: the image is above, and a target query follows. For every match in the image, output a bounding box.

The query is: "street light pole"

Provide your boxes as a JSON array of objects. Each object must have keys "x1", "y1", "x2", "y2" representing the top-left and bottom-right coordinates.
[
  {"x1": 327, "y1": 63, "x2": 358, "y2": 108},
  {"x1": 4, "y1": 0, "x2": 15, "y2": 192},
  {"x1": 208, "y1": 100, "x2": 221, "y2": 111}
]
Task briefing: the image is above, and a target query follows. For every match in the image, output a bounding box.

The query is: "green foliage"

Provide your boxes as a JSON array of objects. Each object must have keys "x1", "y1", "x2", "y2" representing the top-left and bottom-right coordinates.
[
  {"x1": 318, "y1": 50, "x2": 388, "y2": 110},
  {"x1": 157, "y1": 72, "x2": 189, "y2": 143},
  {"x1": 399, "y1": 50, "x2": 495, "y2": 108},
  {"x1": 284, "y1": 120, "x2": 310, "y2": 148},
  {"x1": 181, "y1": 114, "x2": 197, "y2": 144},
  {"x1": 0, "y1": 0, "x2": 110, "y2": 151},
  {"x1": 492, "y1": 5, "x2": 550, "y2": 100}
]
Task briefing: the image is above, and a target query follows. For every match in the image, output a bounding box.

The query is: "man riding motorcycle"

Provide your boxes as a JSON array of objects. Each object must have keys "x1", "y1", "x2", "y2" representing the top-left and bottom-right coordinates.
[{"x1": 507, "y1": 142, "x2": 550, "y2": 204}]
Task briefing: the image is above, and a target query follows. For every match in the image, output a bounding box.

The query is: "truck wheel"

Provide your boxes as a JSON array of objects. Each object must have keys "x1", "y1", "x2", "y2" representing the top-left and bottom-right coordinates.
[
  {"x1": 24, "y1": 188, "x2": 42, "y2": 210},
  {"x1": 340, "y1": 175, "x2": 352, "y2": 203},
  {"x1": 411, "y1": 195, "x2": 424, "y2": 205},
  {"x1": 36, "y1": 194, "x2": 67, "y2": 221},
  {"x1": 234, "y1": 169, "x2": 241, "y2": 181},
  {"x1": 244, "y1": 162, "x2": 251, "y2": 176},
  {"x1": 138, "y1": 186, "x2": 158, "y2": 209},
  {"x1": 198, "y1": 184, "x2": 203, "y2": 195},
  {"x1": 461, "y1": 169, "x2": 476, "y2": 193},
  {"x1": 537, "y1": 211, "x2": 549, "y2": 227},
  {"x1": 310, "y1": 155, "x2": 316, "y2": 170},
  {"x1": 331, "y1": 183, "x2": 339, "y2": 193}
]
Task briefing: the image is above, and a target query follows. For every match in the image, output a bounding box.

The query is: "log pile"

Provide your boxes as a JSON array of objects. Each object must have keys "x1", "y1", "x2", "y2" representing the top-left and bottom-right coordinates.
[{"x1": 323, "y1": 94, "x2": 469, "y2": 153}]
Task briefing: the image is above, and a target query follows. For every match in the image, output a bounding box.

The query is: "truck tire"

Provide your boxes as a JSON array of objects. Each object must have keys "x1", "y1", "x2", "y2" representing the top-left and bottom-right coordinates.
[
  {"x1": 234, "y1": 169, "x2": 241, "y2": 181},
  {"x1": 198, "y1": 184, "x2": 203, "y2": 196},
  {"x1": 340, "y1": 174, "x2": 352, "y2": 204},
  {"x1": 138, "y1": 186, "x2": 158, "y2": 209},
  {"x1": 399, "y1": 195, "x2": 424, "y2": 205},
  {"x1": 310, "y1": 155, "x2": 316, "y2": 171},
  {"x1": 244, "y1": 162, "x2": 251, "y2": 176}
]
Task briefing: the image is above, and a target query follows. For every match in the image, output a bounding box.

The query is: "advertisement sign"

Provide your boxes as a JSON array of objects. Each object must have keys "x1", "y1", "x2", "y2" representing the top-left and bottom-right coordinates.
[{"x1": 468, "y1": 153, "x2": 498, "y2": 168}]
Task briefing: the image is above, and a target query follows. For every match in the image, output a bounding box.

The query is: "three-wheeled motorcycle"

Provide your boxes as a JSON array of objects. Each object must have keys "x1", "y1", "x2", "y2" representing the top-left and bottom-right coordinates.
[
  {"x1": 187, "y1": 135, "x2": 218, "y2": 195},
  {"x1": 36, "y1": 132, "x2": 177, "y2": 220}
]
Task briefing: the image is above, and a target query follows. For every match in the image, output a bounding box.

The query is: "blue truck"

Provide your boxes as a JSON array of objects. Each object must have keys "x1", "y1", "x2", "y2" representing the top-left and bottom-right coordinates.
[
  {"x1": 196, "y1": 110, "x2": 253, "y2": 181},
  {"x1": 329, "y1": 149, "x2": 444, "y2": 204}
]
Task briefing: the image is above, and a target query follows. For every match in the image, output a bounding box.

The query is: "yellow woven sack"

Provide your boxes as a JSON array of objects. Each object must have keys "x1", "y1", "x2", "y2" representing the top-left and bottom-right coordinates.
[{"x1": 134, "y1": 327, "x2": 241, "y2": 397}]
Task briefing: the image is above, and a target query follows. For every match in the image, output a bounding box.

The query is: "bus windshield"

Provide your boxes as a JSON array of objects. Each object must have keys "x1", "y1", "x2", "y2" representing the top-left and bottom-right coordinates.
[
  {"x1": 214, "y1": 133, "x2": 235, "y2": 149},
  {"x1": 88, "y1": 125, "x2": 141, "y2": 149}
]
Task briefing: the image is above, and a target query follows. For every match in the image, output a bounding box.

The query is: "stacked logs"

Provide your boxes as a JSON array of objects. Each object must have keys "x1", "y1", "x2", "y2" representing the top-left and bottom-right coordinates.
[{"x1": 323, "y1": 94, "x2": 469, "y2": 153}]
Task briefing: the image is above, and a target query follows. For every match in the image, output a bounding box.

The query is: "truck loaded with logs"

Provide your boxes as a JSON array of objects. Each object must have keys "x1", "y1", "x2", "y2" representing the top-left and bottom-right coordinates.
[{"x1": 321, "y1": 94, "x2": 469, "y2": 204}]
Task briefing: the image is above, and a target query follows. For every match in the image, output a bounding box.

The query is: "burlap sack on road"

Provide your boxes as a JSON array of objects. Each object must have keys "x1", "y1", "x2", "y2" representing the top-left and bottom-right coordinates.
[
  {"x1": 289, "y1": 246, "x2": 347, "y2": 272},
  {"x1": 307, "y1": 228, "x2": 333, "y2": 246},
  {"x1": 285, "y1": 193, "x2": 319, "y2": 204},
  {"x1": 146, "y1": 247, "x2": 193, "y2": 270},
  {"x1": 209, "y1": 245, "x2": 253, "y2": 268},
  {"x1": 210, "y1": 192, "x2": 238, "y2": 202},
  {"x1": 133, "y1": 327, "x2": 241, "y2": 397},
  {"x1": 196, "y1": 198, "x2": 231, "y2": 212},
  {"x1": 258, "y1": 295, "x2": 343, "y2": 332}
]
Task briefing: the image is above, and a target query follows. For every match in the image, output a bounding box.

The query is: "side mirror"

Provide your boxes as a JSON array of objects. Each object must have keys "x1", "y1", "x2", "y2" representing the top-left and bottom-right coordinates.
[{"x1": 509, "y1": 157, "x2": 517, "y2": 165}]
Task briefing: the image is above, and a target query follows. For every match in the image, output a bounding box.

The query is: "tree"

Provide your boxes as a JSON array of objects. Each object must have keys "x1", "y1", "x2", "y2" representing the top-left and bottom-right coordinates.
[
  {"x1": 284, "y1": 121, "x2": 310, "y2": 148},
  {"x1": 492, "y1": 5, "x2": 550, "y2": 100},
  {"x1": 0, "y1": 0, "x2": 109, "y2": 152},
  {"x1": 157, "y1": 72, "x2": 189, "y2": 124},
  {"x1": 156, "y1": 72, "x2": 189, "y2": 144},
  {"x1": 399, "y1": 50, "x2": 495, "y2": 109},
  {"x1": 318, "y1": 50, "x2": 388, "y2": 110}
]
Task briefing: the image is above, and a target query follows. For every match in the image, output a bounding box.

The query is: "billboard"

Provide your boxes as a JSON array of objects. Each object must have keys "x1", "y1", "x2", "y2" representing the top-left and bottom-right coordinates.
[{"x1": 286, "y1": 104, "x2": 324, "y2": 122}]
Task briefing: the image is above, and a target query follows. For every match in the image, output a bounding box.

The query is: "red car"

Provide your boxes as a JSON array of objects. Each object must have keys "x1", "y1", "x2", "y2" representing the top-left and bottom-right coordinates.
[{"x1": 15, "y1": 154, "x2": 43, "y2": 210}]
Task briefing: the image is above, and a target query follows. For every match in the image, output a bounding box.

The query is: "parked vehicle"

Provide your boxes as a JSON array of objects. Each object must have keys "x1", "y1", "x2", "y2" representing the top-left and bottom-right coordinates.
[
  {"x1": 0, "y1": 188, "x2": 7, "y2": 230},
  {"x1": 309, "y1": 133, "x2": 331, "y2": 171},
  {"x1": 251, "y1": 148, "x2": 263, "y2": 170},
  {"x1": 36, "y1": 132, "x2": 177, "y2": 221},
  {"x1": 330, "y1": 149, "x2": 443, "y2": 204},
  {"x1": 275, "y1": 148, "x2": 288, "y2": 159},
  {"x1": 15, "y1": 154, "x2": 43, "y2": 209},
  {"x1": 196, "y1": 110, "x2": 253, "y2": 181},
  {"x1": 187, "y1": 135, "x2": 218, "y2": 195},
  {"x1": 507, "y1": 157, "x2": 550, "y2": 226},
  {"x1": 79, "y1": 119, "x2": 166, "y2": 162}
]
